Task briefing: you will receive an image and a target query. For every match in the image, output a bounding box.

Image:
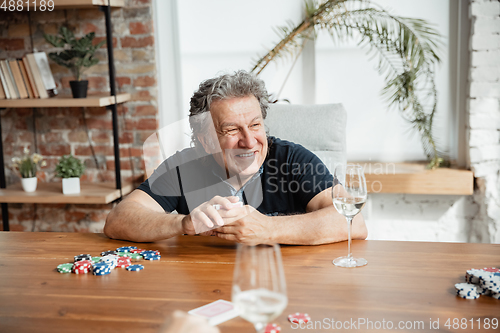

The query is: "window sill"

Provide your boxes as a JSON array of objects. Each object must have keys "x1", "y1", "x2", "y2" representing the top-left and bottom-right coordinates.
[{"x1": 352, "y1": 162, "x2": 474, "y2": 195}]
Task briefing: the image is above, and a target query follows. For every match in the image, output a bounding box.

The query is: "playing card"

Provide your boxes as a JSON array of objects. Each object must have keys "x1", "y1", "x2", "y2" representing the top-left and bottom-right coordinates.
[{"x1": 188, "y1": 299, "x2": 239, "y2": 325}]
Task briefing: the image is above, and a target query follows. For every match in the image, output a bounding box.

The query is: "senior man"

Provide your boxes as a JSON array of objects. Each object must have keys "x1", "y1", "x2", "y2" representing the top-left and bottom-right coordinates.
[{"x1": 104, "y1": 71, "x2": 367, "y2": 245}]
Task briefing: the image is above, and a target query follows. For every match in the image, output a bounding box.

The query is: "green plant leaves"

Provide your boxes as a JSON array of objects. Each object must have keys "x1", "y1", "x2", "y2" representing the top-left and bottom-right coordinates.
[
  {"x1": 44, "y1": 26, "x2": 106, "y2": 81},
  {"x1": 55, "y1": 155, "x2": 85, "y2": 179}
]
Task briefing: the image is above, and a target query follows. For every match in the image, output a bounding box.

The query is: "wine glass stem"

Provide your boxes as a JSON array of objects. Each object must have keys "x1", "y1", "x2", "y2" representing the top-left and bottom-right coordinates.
[
  {"x1": 346, "y1": 216, "x2": 353, "y2": 260},
  {"x1": 254, "y1": 322, "x2": 265, "y2": 333}
]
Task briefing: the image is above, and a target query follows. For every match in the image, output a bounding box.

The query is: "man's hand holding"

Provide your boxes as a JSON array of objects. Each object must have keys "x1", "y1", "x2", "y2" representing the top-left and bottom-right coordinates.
[
  {"x1": 213, "y1": 206, "x2": 274, "y2": 245},
  {"x1": 181, "y1": 196, "x2": 244, "y2": 235}
]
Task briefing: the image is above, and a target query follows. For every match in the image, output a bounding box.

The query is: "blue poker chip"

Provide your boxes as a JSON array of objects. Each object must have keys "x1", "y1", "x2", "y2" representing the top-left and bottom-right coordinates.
[
  {"x1": 140, "y1": 250, "x2": 160, "y2": 256},
  {"x1": 126, "y1": 264, "x2": 144, "y2": 271},
  {"x1": 143, "y1": 254, "x2": 161, "y2": 261},
  {"x1": 116, "y1": 246, "x2": 137, "y2": 253}
]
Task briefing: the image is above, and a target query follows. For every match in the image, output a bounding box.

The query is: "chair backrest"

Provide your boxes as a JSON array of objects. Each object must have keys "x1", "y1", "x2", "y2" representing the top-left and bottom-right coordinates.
[{"x1": 265, "y1": 103, "x2": 347, "y2": 173}]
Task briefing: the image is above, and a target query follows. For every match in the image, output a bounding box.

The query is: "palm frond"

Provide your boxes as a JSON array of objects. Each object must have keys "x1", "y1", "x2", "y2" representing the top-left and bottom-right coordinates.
[{"x1": 251, "y1": 0, "x2": 446, "y2": 168}]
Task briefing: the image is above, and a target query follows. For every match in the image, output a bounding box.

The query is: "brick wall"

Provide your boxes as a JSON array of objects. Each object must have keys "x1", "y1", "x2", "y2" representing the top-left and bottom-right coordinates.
[
  {"x1": 468, "y1": 0, "x2": 500, "y2": 242},
  {"x1": 0, "y1": 0, "x2": 157, "y2": 232}
]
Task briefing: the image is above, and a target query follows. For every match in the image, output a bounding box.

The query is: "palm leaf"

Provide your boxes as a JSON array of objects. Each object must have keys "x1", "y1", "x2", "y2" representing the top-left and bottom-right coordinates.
[{"x1": 251, "y1": 0, "x2": 446, "y2": 168}]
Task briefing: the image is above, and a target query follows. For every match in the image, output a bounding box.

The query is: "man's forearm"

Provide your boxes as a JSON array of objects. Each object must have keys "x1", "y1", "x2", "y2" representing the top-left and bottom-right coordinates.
[
  {"x1": 267, "y1": 206, "x2": 367, "y2": 245},
  {"x1": 104, "y1": 201, "x2": 185, "y2": 242}
]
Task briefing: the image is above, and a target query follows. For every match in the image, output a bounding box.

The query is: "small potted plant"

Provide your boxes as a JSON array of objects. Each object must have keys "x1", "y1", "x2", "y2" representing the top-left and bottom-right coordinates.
[
  {"x1": 11, "y1": 148, "x2": 46, "y2": 192},
  {"x1": 44, "y1": 26, "x2": 105, "y2": 98},
  {"x1": 55, "y1": 155, "x2": 85, "y2": 194}
]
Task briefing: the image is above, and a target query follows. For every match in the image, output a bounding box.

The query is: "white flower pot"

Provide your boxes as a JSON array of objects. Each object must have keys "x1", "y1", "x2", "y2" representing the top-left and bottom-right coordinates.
[
  {"x1": 62, "y1": 177, "x2": 81, "y2": 194},
  {"x1": 21, "y1": 177, "x2": 37, "y2": 192}
]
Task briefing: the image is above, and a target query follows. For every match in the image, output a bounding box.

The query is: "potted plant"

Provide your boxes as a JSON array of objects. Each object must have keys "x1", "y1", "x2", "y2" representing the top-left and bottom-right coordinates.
[
  {"x1": 55, "y1": 155, "x2": 85, "y2": 195},
  {"x1": 44, "y1": 26, "x2": 105, "y2": 98},
  {"x1": 11, "y1": 148, "x2": 46, "y2": 192}
]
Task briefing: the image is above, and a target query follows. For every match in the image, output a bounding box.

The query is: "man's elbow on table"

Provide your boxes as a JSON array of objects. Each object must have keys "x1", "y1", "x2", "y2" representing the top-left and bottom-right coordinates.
[{"x1": 103, "y1": 207, "x2": 121, "y2": 240}]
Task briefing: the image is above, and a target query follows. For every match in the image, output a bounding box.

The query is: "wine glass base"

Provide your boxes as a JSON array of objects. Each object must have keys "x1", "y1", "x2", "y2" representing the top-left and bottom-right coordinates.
[{"x1": 332, "y1": 256, "x2": 367, "y2": 267}]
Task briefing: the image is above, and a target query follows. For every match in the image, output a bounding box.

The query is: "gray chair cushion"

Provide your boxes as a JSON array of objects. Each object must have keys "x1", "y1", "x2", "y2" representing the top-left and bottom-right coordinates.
[{"x1": 265, "y1": 103, "x2": 347, "y2": 173}]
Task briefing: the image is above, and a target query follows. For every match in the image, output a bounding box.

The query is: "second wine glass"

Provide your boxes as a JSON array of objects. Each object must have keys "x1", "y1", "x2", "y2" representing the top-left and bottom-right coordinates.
[
  {"x1": 232, "y1": 244, "x2": 288, "y2": 333},
  {"x1": 332, "y1": 164, "x2": 368, "y2": 267}
]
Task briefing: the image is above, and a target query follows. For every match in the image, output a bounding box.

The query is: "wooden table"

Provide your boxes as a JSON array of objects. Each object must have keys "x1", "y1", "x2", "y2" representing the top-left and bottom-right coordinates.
[{"x1": 0, "y1": 232, "x2": 498, "y2": 333}]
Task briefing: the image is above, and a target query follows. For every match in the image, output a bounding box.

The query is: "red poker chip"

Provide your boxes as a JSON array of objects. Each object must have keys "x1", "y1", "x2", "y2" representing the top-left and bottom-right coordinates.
[
  {"x1": 116, "y1": 257, "x2": 131, "y2": 268},
  {"x1": 130, "y1": 249, "x2": 145, "y2": 254},
  {"x1": 288, "y1": 312, "x2": 310, "y2": 324},
  {"x1": 483, "y1": 267, "x2": 500, "y2": 273},
  {"x1": 265, "y1": 323, "x2": 281, "y2": 333}
]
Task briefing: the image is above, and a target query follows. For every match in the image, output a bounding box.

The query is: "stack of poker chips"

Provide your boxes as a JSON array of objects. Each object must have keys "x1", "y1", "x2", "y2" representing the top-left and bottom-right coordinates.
[
  {"x1": 141, "y1": 250, "x2": 161, "y2": 261},
  {"x1": 55, "y1": 246, "x2": 161, "y2": 276},
  {"x1": 455, "y1": 267, "x2": 500, "y2": 300},
  {"x1": 73, "y1": 260, "x2": 93, "y2": 274},
  {"x1": 93, "y1": 262, "x2": 113, "y2": 276}
]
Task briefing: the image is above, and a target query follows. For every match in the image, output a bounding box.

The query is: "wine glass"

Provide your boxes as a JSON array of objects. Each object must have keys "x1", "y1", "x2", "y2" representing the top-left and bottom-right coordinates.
[
  {"x1": 232, "y1": 244, "x2": 288, "y2": 333},
  {"x1": 332, "y1": 164, "x2": 368, "y2": 267}
]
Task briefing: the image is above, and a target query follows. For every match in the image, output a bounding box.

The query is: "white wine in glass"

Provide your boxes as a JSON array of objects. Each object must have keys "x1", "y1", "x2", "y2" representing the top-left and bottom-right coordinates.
[
  {"x1": 232, "y1": 244, "x2": 288, "y2": 332},
  {"x1": 332, "y1": 164, "x2": 368, "y2": 267}
]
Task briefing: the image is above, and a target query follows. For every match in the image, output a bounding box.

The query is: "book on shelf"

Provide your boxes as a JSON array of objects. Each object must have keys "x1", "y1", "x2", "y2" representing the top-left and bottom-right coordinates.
[
  {"x1": 0, "y1": 67, "x2": 9, "y2": 99},
  {"x1": 22, "y1": 56, "x2": 39, "y2": 98},
  {"x1": 0, "y1": 60, "x2": 19, "y2": 99},
  {"x1": 25, "y1": 54, "x2": 49, "y2": 99},
  {"x1": 17, "y1": 59, "x2": 34, "y2": 99},
  {"x1": 32, "y1": 52, "x2": 58, "y2": 97},
  {"x1": 9, "y1": 59, "x2": 28, "y2": 99},
  {"x1": 0, "y1": 77, "x2": 5, "y2": 99}
]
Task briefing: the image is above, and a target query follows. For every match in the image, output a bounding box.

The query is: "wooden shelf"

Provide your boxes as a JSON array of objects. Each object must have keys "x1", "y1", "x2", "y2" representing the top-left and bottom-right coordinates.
[
  {"x1": 0, "y1": 182, "x2": 133, "y2": 204},
  {"x1": 18, "y1": 0, "x2": 125, "y2": 10},
  {"x1": 354, "y1": 162, "x2": 474, "y2": 195},
  {"x1": 0, "y1": 93, "x2": 130, "y2": 108}
]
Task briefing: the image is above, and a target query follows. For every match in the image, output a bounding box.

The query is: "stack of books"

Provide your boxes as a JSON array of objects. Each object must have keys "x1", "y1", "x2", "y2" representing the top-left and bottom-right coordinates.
[{"x1": 0, "y1": 52, "x2": 58, "y2": 100}]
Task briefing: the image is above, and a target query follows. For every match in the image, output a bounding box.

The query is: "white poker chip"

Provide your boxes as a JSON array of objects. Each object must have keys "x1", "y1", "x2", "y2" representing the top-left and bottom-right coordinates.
[
  {"x1": 457, "y1": 294, "x2": 480, "y2": 300},
  {"x1": 455, "y1": 283, "x2": 477, "y2": 291},
  {"x1": 466, "y1": 269, "x2": 492, "y2": 284}
]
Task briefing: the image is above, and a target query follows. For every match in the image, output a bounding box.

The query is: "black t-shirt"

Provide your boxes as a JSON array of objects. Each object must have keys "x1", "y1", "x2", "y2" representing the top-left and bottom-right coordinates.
[{"x1": 137, "y1": 136, "x2": 335, "y2": 216}]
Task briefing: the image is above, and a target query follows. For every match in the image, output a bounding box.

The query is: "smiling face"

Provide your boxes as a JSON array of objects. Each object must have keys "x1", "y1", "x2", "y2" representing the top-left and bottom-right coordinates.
[{"x1": 198, "y1": 95, "x2": 267, "y2": 186}]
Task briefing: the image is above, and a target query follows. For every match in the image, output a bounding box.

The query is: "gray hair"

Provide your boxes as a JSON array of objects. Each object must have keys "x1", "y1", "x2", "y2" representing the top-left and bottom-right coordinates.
[{"x1": 188, "y1": 70, "x2": 270, "y2": 148}]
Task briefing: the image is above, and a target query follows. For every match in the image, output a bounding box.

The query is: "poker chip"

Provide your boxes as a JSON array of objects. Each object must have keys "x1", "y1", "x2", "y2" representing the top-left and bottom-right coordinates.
[
  {"x1": 92, "y1": 262, "x2": 112, "y2": 276},
  {"x1": 457, "y1": 294, "x2": 479, "y2": 300},
  {"x1": 143, "y1": 254, "x2": 161, "y2": 261},
  {"x1": 116, "y1": 246, "x2": 137, "y2": 253},
  {"x1": 127, "y1": 253, "x2": 143, "y2": 260},
  {"x1": 57, "y1": 263, "x2": 73, "y2": 273},
  {"x1": 100, "y1": 255, "x2": 118, "y2": 269},
  {"x1": 457, "y1": 268, "x2": 500, "y2": 300},
  {"x1": 72, "y1": 260, "x2": 92, "y2": 274},
  {"x1": 465, "y1": 269, "x2": 491, "y2": 284},
  {"x1": 57, "y1": 249, "x2": 156, "y2": 277},
  {"x1": 140, "y1": 250, "x2": 160, "y2": 256},
  {"x1": 265, "y1": 323, "x2": 281, "y2": 333},
  {"x1": 288, "y1": 312, "x2": 310, "y2": 324},
  {"x1": 126, "y1": 264, "x2": 144, "y2": 271},
  {"x1": 116, "y1": 257, "x2": 132, "y2": 268},
  {"x1": 74, "y1": 254, "x2": 92, "y2": 262}
]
